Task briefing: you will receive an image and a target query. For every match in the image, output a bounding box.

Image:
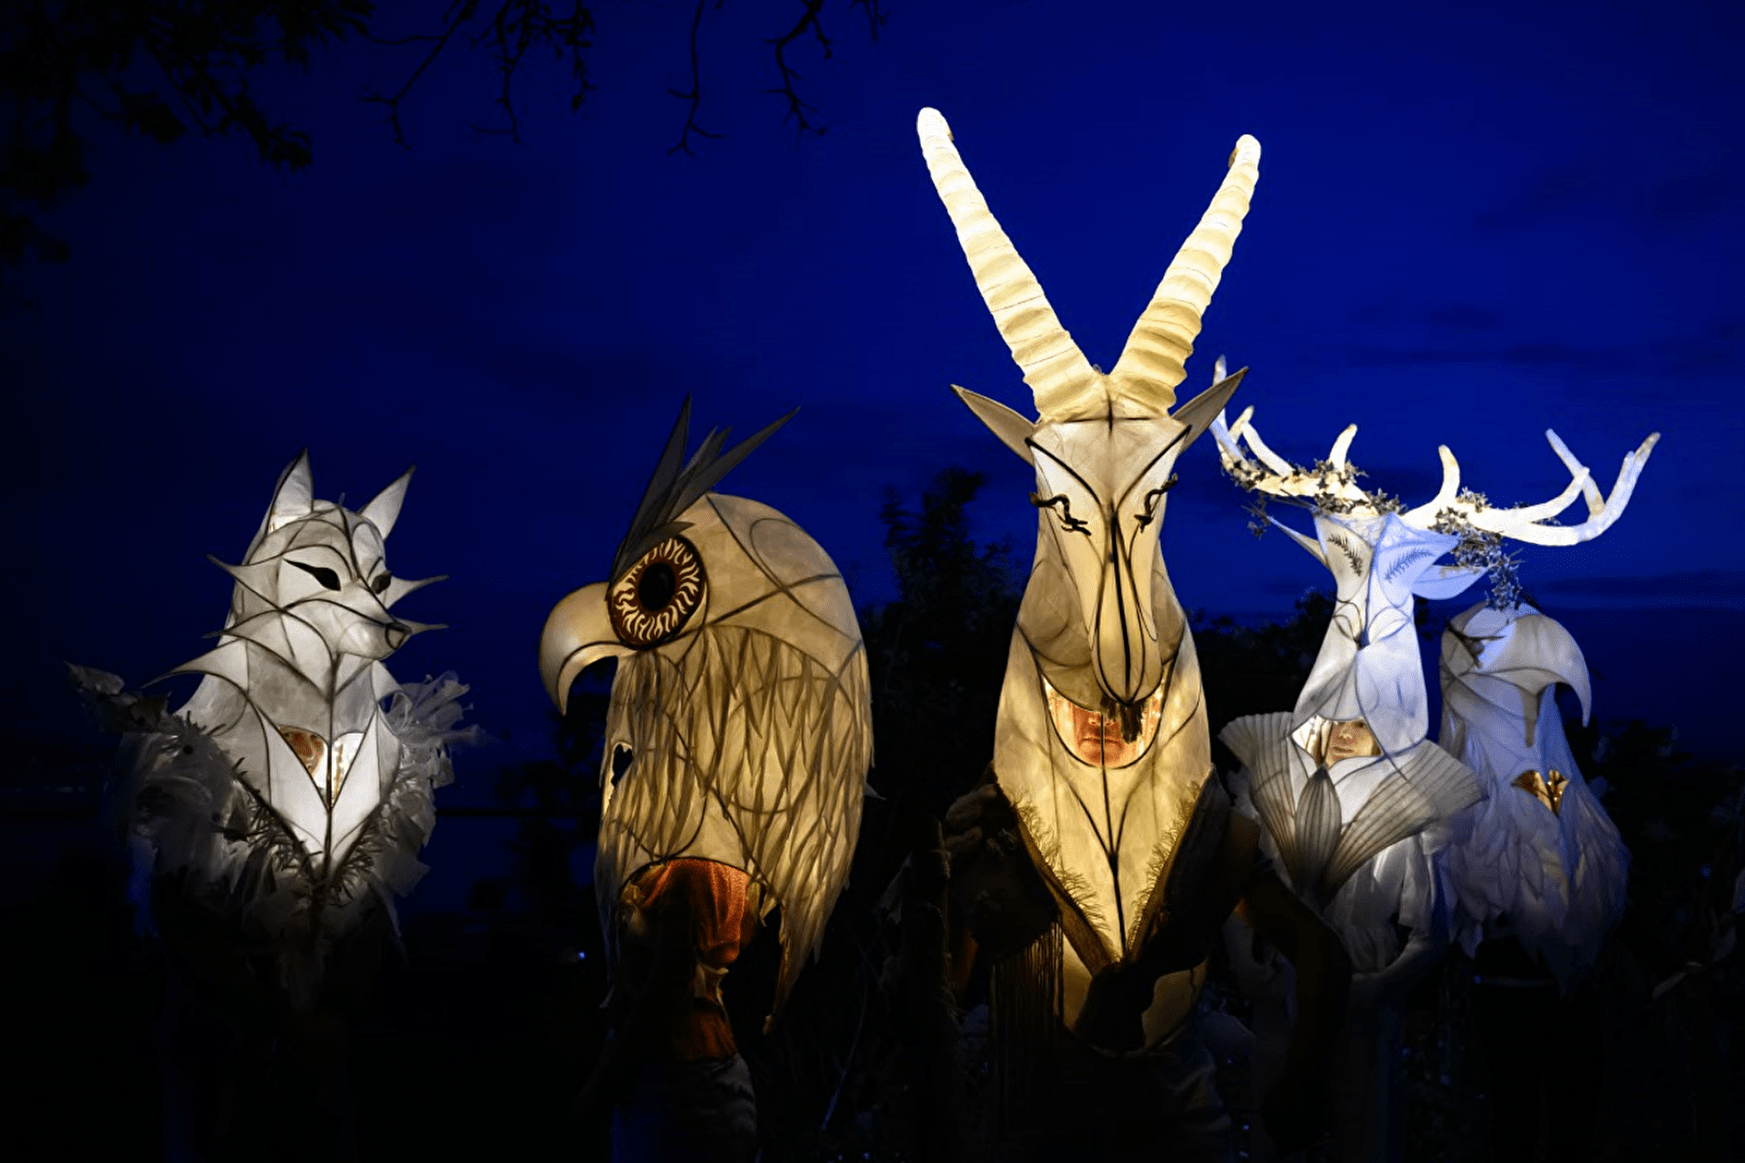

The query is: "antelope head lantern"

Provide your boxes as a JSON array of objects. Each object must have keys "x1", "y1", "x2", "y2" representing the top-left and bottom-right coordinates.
[{"x1": 917, "y1": 108, "x2": 1258, "y2": 971}]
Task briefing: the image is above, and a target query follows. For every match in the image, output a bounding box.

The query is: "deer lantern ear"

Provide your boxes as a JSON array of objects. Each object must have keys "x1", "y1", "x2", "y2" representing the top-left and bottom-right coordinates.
[
  {"x1": 361, "y1": 467, "x2": 415, "y2": 539},
  {"x1": 264, "y1": 451, "x2": 314, "y2": 534},
  {"x1": 953, "y1": 386, "x2": 1036, "y2": 464},
  {"x1": 1411, "y1": 564, "x2": 1486, "y2": 601}
]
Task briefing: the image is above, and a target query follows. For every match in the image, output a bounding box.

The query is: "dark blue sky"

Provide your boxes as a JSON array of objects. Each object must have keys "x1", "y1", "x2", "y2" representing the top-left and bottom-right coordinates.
[{"x1": 8, "y1": 0, "x2": 1742, "y2": 771}]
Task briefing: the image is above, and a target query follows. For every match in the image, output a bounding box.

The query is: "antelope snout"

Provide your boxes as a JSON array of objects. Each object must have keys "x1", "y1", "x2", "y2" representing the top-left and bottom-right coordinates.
[{"x1": 1093, "y1": 570, "x2": 1161, "y2": 709}]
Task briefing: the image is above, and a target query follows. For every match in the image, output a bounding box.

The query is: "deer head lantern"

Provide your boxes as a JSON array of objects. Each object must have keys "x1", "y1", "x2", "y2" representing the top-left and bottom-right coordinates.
[
  {"x1": 539, "y1": 402, "x2": 871, "y2": 1019},
  {"x1": 1211, "y1": 407, "x2": 1656, "y2": 923},
  {"x1": 73, "y1": 452, "x2": 466, "y2": 1001},
  {"x1": 918, "y1": 108, "x2": 1257, "y2": 980}
]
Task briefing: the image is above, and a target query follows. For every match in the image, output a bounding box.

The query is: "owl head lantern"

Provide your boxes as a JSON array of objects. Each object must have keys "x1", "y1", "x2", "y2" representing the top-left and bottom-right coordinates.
[
  {"x1": 916, "y1": 107, "x2": 1260, "y2": 974},
  {"x1": 1440, "y1": 602, "x2": 1631, "y2": 990},
  {"x1": 1211, "y1": 405, "x2": 1656, "y2": 908},
  {"x1": 74, "y1": 452, "x2": 466, "y2": 1002},
  {"x1": 539, "y1": 402, "x2": 871, "y2": 1017}
]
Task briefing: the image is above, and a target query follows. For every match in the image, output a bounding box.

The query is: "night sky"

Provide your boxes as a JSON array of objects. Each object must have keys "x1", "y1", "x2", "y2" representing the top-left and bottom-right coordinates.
[{"x1": 8, "y1": 0, "x2": 1743, "y2": 800}]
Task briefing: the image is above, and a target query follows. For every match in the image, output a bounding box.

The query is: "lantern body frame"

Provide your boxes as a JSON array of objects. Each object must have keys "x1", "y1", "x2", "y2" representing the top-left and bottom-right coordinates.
[
  {"x1": 74, "y1": 452, "x2": 465, "y2": 1003},
  {"x1": 539, "y1": 408, "x2": 870, "y2": 1019}
]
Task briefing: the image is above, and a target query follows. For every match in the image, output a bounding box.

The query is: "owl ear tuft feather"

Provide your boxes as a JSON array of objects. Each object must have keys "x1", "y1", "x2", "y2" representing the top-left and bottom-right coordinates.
[{"x1": 610, "y1": 398, "x2": 796, "y2": 583}]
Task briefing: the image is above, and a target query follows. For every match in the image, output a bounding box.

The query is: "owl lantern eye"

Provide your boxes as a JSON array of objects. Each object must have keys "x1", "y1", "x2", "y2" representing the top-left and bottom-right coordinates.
[{"x1": 609, "y1": 536, "x2": 706, "y2": 647}]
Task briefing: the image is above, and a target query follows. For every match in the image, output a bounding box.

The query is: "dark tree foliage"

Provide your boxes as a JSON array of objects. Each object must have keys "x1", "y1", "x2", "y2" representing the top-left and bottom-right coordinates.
[
  {"x1": 0, "y1": 0, "x2": 887, "y2": 264},
  {"x1": 861, "y1": 465, "x2": 1021, "y2": 827},
  {"x1": 716, "y1": 468, "x2": 1020, "y2": 1160}
]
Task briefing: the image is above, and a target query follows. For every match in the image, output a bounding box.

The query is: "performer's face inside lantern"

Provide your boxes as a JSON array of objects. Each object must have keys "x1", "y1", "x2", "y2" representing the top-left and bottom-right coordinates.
[
  {"x1": 1044, "y1": 677, "x2": 1165, "y2": 768},
  {"x1": 1323, "y1": 718, "x2": 1381, "y2": 765}
]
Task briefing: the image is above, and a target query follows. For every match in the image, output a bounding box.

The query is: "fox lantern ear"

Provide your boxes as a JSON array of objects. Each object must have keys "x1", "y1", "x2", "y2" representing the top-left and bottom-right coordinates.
[
  {"x1": 361, "y1": 467, "x2": 415, "y2": 539},
  {"x1": 264, "y1": 451, "x2": 315, "y2": 534}
]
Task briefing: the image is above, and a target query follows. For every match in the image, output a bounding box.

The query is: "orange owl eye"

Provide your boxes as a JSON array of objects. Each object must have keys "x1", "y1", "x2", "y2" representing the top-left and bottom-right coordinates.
[{"x1": 609, "y1": 536, "x2": 706, "y2": 647}]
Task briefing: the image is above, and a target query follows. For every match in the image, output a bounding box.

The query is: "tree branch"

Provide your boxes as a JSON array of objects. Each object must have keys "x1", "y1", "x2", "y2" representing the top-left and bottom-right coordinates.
[
  {"x1": 667, "y1": 0, "x2": 723, "y2": 156},
  {"x1": 362, "y1": 1, "x2": 480, "y2": 148}
]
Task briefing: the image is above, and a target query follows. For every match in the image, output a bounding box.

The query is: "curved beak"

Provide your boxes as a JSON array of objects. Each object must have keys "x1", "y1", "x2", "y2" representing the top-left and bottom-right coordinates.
[{"x1": 539, "y1": 582, "x2": 628, "y2": 713}]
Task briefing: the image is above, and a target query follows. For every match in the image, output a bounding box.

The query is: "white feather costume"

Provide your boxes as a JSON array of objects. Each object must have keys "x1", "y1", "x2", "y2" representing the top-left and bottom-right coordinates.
[{"x1": 74, "y1": 453, "x2": 469, "y2": 1004}]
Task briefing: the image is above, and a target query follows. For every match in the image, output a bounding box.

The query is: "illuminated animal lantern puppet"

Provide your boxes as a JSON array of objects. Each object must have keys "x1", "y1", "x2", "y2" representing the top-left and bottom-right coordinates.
[
  {"x1": 1430, "y1": 432, "x2": 1655, "y2": 985},
  {"x1": 75, "y1": 453, "x2": 464, "y2": 1005},
  {"x1": 539, "y1": 403, "x2": 870, "y2": 1159},
  {"x1": 1211, "y1": 408, "x2": 1653, "y2": 1161},
  {"x1": 1433, "y1": 434, "x2": 1654, "y2": 1162},
  {"x1": 918, "y1": 109, "x2": 1348, "y2": 1157}
]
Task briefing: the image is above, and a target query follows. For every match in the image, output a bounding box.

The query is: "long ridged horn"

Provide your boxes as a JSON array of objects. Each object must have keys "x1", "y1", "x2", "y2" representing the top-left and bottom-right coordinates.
[
  {"x1": 1110, "y1": 135, "x2": 1261, "y2": 406},
  {"x1": 917, "y1": 108, "x2": 1100, "y2": 418}
]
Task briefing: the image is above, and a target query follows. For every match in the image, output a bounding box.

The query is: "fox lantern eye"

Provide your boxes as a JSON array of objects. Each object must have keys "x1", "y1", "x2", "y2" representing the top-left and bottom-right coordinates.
[
  {"x1": 288, "y1": 559, "x2": 343, "y2": 591},
  {"x1": 609, "y1": 536, "x2": 705, "y2": 647}
]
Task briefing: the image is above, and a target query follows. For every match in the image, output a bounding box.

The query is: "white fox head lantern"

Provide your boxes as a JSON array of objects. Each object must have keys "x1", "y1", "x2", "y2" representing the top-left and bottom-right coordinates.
[
  {"x1": 539, "y1": 402, "x2": 871, "y2": 1016},
  {"x1": 918, "y1": 108, "x2": 1257, "y2": 965},
  {"x1": 169, "y1": 452, "x2": 443, "y2": 873}
]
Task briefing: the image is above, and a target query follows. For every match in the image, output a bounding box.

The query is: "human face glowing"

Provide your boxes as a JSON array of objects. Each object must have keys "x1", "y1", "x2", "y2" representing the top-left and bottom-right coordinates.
[{"x1": 1324, "y1": 718, "x2": 1380, "y2": 765}]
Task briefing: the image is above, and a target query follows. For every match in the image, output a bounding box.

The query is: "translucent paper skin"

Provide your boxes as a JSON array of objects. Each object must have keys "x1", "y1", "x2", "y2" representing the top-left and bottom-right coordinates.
[
  {"x1": 1210, "y1": 411, "x2": 1653, "y2": 1162},
  {"x1": 916, "y1": 108, "x2": 1263, "y2": 1041},
  {"x1": 1440, "y1": 603, "x2": 1627, "y2": 992},
  {"x1": 72, "y1": 453, "x2": 467, "y2": 1003},
  {"x1": 541, "y1": 411, "x2": 870, "y2": 1020}
]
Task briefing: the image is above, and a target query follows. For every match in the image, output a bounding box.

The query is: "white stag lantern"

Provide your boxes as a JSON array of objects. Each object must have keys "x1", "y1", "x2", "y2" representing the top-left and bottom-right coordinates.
[
  {"x1": 74, "y1": 452, "x2": 466, "y2": 997},
  {"x1": 539, "y1": 402, "x2": 871, "y2": 1018},
  {"x1": 917, "y1": 108, "x2": 1257, "y2": 994},
  {"x1": 1441, "y1": 600, "x2": 1634, "y2": 990},
  {"x1": 1211, "y1": 413, "x2": 1650, "y2": 1162},
  {"x1": 1212, "y1": 407, "x2": 1656, "y2": 939}
]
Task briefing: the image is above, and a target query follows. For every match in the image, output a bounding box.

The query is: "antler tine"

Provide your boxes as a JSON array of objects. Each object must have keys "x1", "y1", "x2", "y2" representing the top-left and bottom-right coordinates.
[
  {"x1": 1208, "y1": 405, "x2": 1252, "y2": 474},
  {"x1": 1328, "y1": 425, "x2": 1358, "y2": 469},
  {"x1": 1449, "y1": 431, "x2": 1660, "y2": 546},
  {"x1": 1546, "y1": 429, "x2": 1605, "y2": 515},
  {"x1": 1210, "y1": 407, "x2": 1349, "y2": 503},
  {"x1": 1237, "y1": 416, "x2": 1304, "y2": 482},
  {"x1": 1402, "y1": 446, "x2": 1462, "y2": 526}
]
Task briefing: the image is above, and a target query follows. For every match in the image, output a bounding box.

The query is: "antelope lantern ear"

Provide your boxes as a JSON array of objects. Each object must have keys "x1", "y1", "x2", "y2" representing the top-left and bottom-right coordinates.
[
  {"x1": 1170, "y1": 367, "x2": 1248, "y2": 452},
  {"x1": 953, "y1": 386, "x2": 1036, "y2": 464}
]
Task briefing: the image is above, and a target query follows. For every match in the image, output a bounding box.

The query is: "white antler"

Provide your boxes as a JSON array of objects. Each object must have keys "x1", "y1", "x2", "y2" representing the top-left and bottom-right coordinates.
[
  {"x1": 1209, "y1": 363, "x2": 1373, "y2": 510},
  {"x1": 1401, "y1": 430, "x2": 1660, "y2": 545}
]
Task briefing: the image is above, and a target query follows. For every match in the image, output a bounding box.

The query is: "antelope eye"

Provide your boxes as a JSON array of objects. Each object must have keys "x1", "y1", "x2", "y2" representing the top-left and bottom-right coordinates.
[
  {"x1": 288, "y1": 559, "x2": 342, "y2": 591},
  {"x1": 608, "y1": 536, "x2": 706, "y2": 647}
]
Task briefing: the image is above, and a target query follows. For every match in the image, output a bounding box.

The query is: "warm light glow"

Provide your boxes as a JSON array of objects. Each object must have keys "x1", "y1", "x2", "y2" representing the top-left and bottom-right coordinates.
[
  {"x1": 919, "y1": 107, "x2": 1261, "y2": 1036},
  {"x1": 540, "y1": 404, "x2": 869, "y2": 1019},
  {"x1": 1043, "y1": 676, "x2": 1163, "y2": 768},
  {"x1": 1322, "y1": 719, "x2": 1381, "y2": 765}
]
